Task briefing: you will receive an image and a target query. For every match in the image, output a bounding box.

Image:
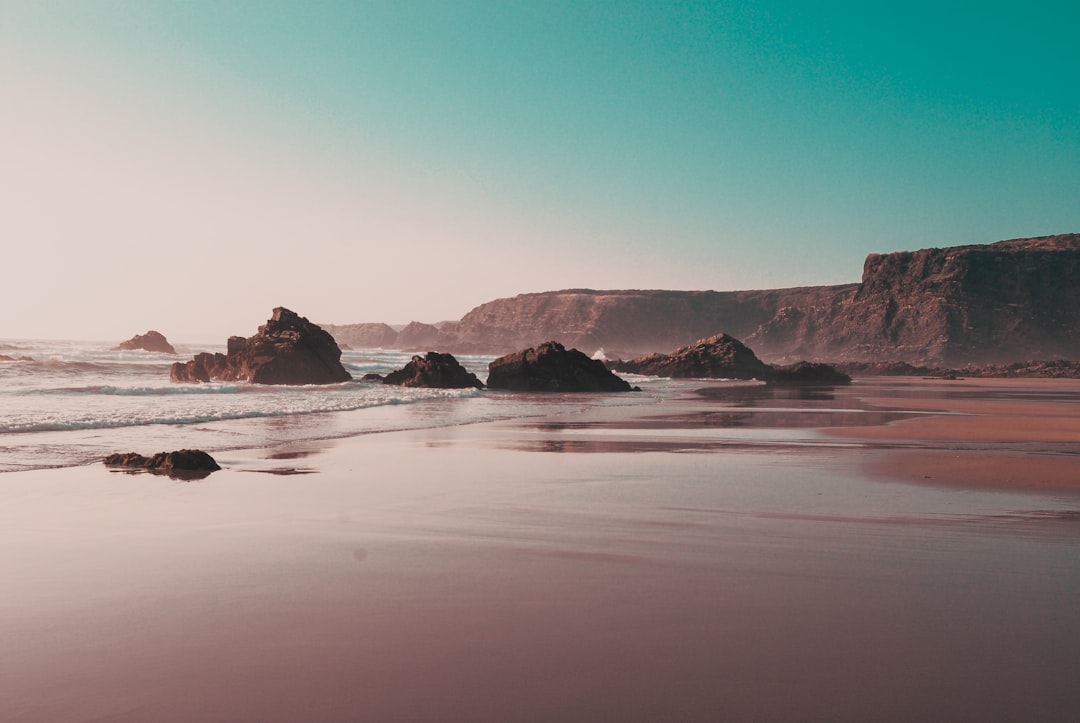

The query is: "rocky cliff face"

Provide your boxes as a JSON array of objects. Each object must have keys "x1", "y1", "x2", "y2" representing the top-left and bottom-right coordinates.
[
  {"x1": 441, "y1": 286, "x2": 855, "y2": 359},
  {"x1": 432, "y1": 234, "x2": 1080, "y2": 365},
  {"x1": 827, "y1": 234, "x2": 1080, "y2": 364},
  {"x1": 327, "y1": 233, "x2": 1080, "y2": 365}
]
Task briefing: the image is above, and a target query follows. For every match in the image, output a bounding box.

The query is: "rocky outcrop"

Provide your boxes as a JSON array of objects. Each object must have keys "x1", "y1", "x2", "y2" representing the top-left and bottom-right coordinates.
[
  {"x1": 487, "y1": 341, "x2": 635, "y2": 392},
  {"x1": 104, "y1": 449, "x2": 221, "y2": 478},
  {"x1": 171, "y1": 308, "x2": 351, "y2": 385},
  {"x1": 613, "y1": 334, "x2": 771, "y2": 380},
  {"x1": 382, "y1": 352, "x2": 484, "y2": 389},
  {"x1": 797, "y1": 233, "x2": 1080, "y2": 365},
  {"x1": 115, "y1": 330, "x2": 176, "y2": 354},
  {"x1": 320, "y1": 322, "x2": 400, "y2": 349}
]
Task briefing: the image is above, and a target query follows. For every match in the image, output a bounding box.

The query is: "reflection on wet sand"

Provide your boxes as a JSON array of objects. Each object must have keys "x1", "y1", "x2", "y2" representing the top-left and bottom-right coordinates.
[{"x1": 3, "y1": 376, "x2": 1080, "y2": 721}]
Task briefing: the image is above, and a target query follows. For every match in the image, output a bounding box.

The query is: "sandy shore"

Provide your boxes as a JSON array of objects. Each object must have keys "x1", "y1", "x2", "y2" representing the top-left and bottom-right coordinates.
[{"x1": 2, "y1": 379, "x2": 1080, "y2": 721}]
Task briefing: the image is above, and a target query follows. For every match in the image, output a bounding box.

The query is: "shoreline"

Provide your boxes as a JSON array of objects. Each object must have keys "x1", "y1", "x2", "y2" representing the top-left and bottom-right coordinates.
[{"x1": 3, "y1": 377, "x2": 1080, "y2": 721}]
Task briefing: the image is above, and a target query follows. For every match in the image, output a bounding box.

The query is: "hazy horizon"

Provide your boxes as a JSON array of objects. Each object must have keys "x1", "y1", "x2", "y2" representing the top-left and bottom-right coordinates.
[{"x1": 3, "y1": 2, "x2": 1079, "y2": 342}]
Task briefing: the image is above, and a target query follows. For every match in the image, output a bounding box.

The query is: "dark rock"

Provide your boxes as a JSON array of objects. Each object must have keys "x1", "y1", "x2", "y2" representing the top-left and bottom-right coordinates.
[
  {"x1": 487, "y1": 341, "x2": 635, "y2": 392},
  {"x1": 766, "y1": 361, "x2": 851, "y2": 385},
  {"x1": 613, "y1": 334, "x2": 770, "y2": 380},
  {"x1": 171, "y1": 307, "x2": 351, "y2": 385},
  {"x1": 104, "y1": 449, "x2": 221, "y2": 479},
  {"x1": 383, "y1": 352, "x2": 484, "y2": 389},
  {"x1": 361, "y1": 373, "x2": 386, "y2": 382},
  {"x1": 115, "y1": 330, "x2": 176, "y2": 354}
]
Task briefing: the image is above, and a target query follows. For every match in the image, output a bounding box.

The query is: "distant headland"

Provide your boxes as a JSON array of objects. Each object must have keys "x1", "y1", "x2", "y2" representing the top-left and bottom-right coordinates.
[{"x1": 323, "y1": 233, "x2": 1080, "y2": 366}]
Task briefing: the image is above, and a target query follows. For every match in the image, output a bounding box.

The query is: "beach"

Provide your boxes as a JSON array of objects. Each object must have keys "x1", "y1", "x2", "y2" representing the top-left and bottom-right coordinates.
[{"x1": 2, "y1": 377, "x2": 1080, "y2": 721}]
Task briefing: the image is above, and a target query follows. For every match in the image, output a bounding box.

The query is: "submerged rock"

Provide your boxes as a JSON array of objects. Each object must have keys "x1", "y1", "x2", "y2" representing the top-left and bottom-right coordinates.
[
  {"x1": 104, "y1": 449, "x2": 221, "y2": 479},
  {"x1": 613, "y1": 334, "x2": 770, "y2": 380},
  {"x1": 171, "y1": 307, "x2": 351, "y2": 385},
  {"x1": 487, "y1": 341, "x2": 635, "y2": 392},
  {"x1": 383, "y1": 352, "x2": 484, "y2": 389},
  {"x1": 115, "y1": 330, "x2": 176, "y2": 354}
]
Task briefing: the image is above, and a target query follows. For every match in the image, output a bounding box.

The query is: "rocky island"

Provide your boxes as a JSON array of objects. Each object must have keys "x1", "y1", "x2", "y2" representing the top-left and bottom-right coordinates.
[
  {"x1": 487, "y1": 341, "x2": 636, "y2": 392},
  {"x1": 171, "y1": 307, "x2": 351, "y2": 385},
  {"x1": 115, "y1": 330, "x2": 176, "y2": 354}
]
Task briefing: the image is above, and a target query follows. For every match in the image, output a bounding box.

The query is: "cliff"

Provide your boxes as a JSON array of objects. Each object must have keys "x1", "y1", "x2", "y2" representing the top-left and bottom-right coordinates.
[{"x1": 331, "y1": 233, "x2": 1080, "y2": 366}]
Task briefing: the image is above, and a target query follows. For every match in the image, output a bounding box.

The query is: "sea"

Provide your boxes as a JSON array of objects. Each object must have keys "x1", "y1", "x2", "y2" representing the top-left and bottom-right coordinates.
[{"x1": 0, "y1": 339, "x2": 662, "y2": 474}]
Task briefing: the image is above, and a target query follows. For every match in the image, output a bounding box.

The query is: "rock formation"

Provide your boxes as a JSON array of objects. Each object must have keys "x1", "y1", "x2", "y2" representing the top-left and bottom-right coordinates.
[
  {"x1": 487, "y1": 341, "x2": 636, "y2": 392},
  {"x1": 171, "y1": 307, "x2": 351, "y2": 385},
  {"x1": 613, "y1": 334, "x2": 771, "y2": 380},
  {"x1": 115, "y1": 330, "x2": 176, "y2": 354},
  {"x1": 104, "y1": 449, "x2": 221, "y2": 478},
  {"x1": 382, "y1": 352, "x2": 484, "y2": 389}
]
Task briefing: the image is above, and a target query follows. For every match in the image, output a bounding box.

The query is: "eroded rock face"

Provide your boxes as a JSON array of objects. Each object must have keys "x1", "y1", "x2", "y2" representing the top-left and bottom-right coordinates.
[
  {"x1": 170, "y1": 308, "x2": 351, "y2": 385},
  {"x1": 487, "y1": 341, "x2": 635, "y2": 392},
  {"x1": 383, "y1": 352, "x2": 484, "y2": 389},
  {"x1": 104, "y1": 449, "x2": 221, "y2": 478},
  {"x1": 115, "y1": 330, "x2": 176, "y2": 354},
  {"x1": 613, "y1": 334, "x2": 770, "y2": 380}
]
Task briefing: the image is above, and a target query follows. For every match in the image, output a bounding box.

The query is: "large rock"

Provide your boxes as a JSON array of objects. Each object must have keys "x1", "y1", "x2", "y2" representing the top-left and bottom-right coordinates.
[
  {"x1": 383, "y1": 352, "x2": 484, "y2": 389},
  {"x1": 171, "y1": 307, "x2": 351, "y2": 385},
  {"x1": 115, "y1": 330, "x2": 176, "y2": 354},
  {"x1": 614, "y1": 334, "x2": 770, "y2": 380},
  {"x1": 487, "y1": 341, "x2": 635, "y2": 392},
  {"x1": 104, "y1": 449, "x2": 221, "y2": 479}
]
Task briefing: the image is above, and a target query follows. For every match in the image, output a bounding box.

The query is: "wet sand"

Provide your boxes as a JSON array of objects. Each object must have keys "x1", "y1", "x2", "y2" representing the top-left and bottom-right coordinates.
[
  {"x1": 2, "y1": 379, "x2": 1080, "y2": 721},
  {"x1": 827, "y1": 377, "x2": 1080, "y2": 490}
]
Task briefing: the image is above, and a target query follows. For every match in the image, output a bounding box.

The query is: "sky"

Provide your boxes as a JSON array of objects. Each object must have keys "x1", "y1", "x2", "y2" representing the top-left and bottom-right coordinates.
[{"x1": 2, "y1": 1, "x2": 1078, "y2": 342}]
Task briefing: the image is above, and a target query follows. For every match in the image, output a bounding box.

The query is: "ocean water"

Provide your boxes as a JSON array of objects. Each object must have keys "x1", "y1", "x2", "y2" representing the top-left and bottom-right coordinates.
[{"x1": 0, "y1": 339, "x2": 659, "y2": 473}]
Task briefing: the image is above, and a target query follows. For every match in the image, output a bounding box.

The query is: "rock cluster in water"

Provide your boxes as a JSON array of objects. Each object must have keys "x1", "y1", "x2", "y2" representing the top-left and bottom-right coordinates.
[
  {"x1": 115, "y1": 330, "x2": 176, "y2": 354},
  {"x1": 613, "y1": 333, "x2": 770, "y2": 380},
  {"x1": 382, "y1": 352, "x2": 484, "y2": 389},
  {"x1": 487, "y1": 341, "x2": 635, "y2": 392},
  {"x1": 613, "y1": 334, "x2": 849, "y2": 384},
  {"x1": 170, "y1": 307, "x2": 351, "y2": 385}
]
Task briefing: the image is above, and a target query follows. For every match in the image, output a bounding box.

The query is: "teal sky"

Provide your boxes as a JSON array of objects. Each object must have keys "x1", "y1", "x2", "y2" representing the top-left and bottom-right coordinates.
[{"x1": 3, "y1": 1, "x2": 1078, "y2": 341}]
